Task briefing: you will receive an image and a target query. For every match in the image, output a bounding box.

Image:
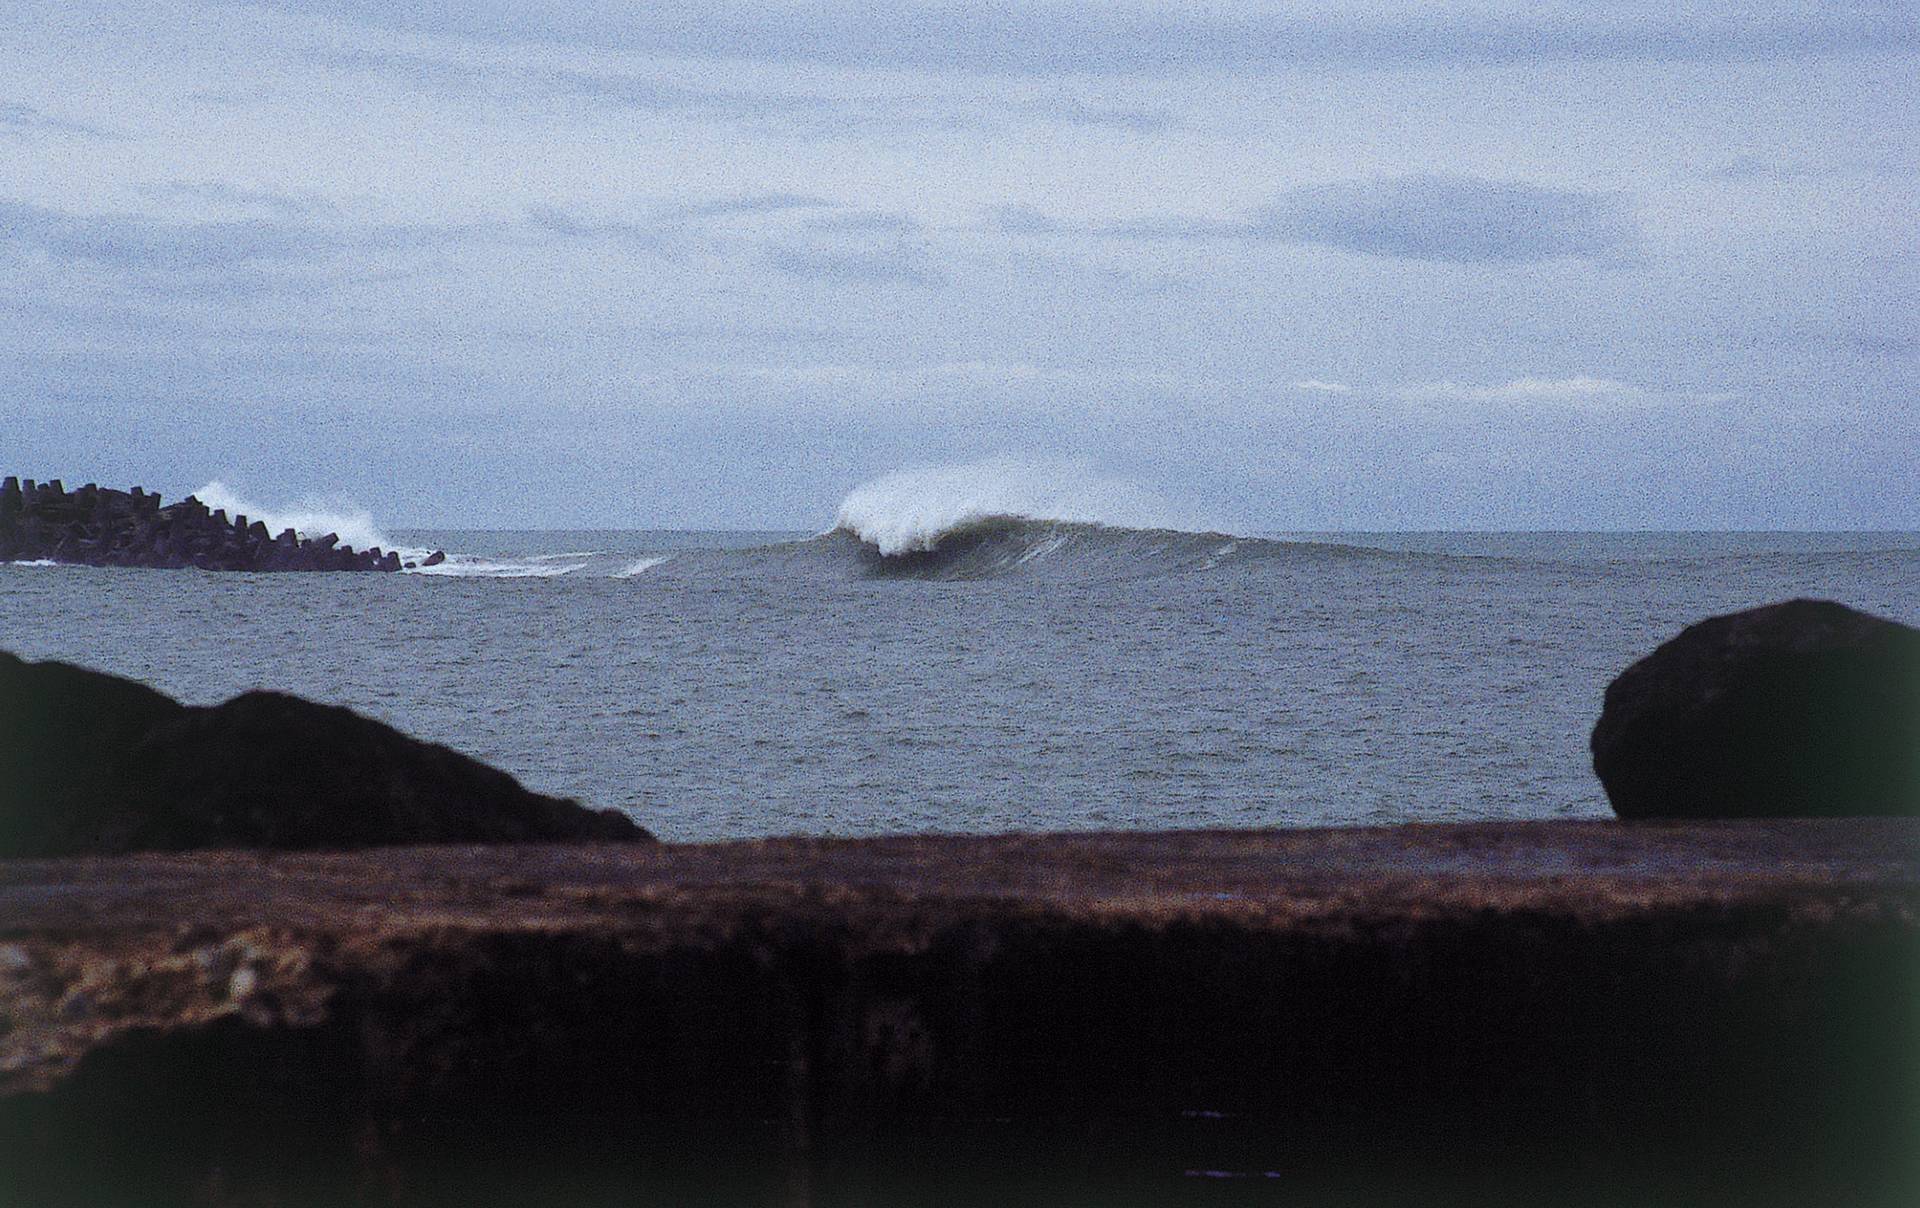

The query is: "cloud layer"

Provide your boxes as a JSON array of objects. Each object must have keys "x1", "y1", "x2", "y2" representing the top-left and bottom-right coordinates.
[
  {"x1": 0, "y1": 1, "x2": 1913, "y2": 527},
  {"x1": 247, "y1": 2, "x2": 1920, "y2": 74}
]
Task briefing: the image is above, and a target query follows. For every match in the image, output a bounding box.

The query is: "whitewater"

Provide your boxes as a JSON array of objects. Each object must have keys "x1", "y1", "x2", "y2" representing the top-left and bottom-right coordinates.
[{"x1": 5, "y1": 469, "x2": 1918, "y2": 841}]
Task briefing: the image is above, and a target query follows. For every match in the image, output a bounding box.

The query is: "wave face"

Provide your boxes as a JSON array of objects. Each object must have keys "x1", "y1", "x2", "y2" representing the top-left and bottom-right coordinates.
[{"x1": 824, "y1": 459, "x2": 1317, "y2": 580}]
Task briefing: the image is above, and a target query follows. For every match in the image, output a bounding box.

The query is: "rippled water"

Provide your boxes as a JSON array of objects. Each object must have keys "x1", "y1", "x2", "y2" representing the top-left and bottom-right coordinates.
[{"x1": 4, "y1": 528, "x2": 1916, "y2": 841}]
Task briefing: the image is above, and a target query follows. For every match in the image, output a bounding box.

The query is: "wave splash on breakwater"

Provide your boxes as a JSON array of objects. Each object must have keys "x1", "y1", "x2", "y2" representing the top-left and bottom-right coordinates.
[
  {"x1": 194, "y1": 482, "x2": 542, "y2": 574},
  {"x1": 193, "y1": 481, "x2": 396, "y2": 556}
]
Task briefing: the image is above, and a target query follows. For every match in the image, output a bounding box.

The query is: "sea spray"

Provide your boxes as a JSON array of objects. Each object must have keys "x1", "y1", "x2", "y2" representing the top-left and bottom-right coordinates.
[
  {"x1": 192, "y1": 481, "x2": 396, "y2": 554},
  {"x1": 833, "y1": 457, "x2": 1203, "y2": 556}
]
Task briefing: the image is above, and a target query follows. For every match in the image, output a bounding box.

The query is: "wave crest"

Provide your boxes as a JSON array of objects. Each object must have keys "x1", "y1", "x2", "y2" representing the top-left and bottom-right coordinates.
[{"x1": 833, "y1": 458, "x2": 1199, "y2": 556}]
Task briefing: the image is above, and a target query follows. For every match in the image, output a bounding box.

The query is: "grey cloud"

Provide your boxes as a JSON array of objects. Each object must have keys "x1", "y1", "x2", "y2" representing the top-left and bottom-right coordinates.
[
  {"x1": 556, "y1": 69, "x2": 1173, "y2": 133},
  {"x1": 1087, "y1": 176, "x2": 1638, "y2": 263},
  {"x1": 809, "y1": 210, "x2": 921, "y2": 234},
  {"x1": 1853, "y1": 332, "x2": 1920, "y2": 359},
  {"x1": 0, "y1": 200, "x2": 503, "y2": 301},
  {"x1": 318, "y1": 49, "x2": 1142, "y2": 138},
  {"x1": 665, "y1": 194, "x2": 838, "y2": 220},
  {"x1": 1390, "y1": 376, "x2": 1729, "y2": 411},
  {"x1": 987, "y1": 205, "x2": 1062, "y2": 236},
  {"x1": 765, "y1": 243, "x2": 943, "y2": 286},
  {"x1": 1251, "y1": 176, "x2": 1639, "y2": 264},
  {"x1": 318, "y1": 49, "x2": 879, "y2": 123},
  {"x1": 524, "y1": 204, "x2": 665, "y2": 247},
  {"x1": 0, "y1": 201, "x2": 350, "y2": 271},
  {"x1": 134, "y1": 181, "x2": 341, "y2": 218},
  {"x1": 0, "y1": 101, "x2": 120, "y2": 139},
  {"x1": 1103, "y1": 216, "x2": 1251, "y2": 241},
  {"x1": 1029, "y1": 97, "x2": 1170, "y2": 132},
  {"x1": 524, "y1": 197, "x2": 846, "y2": 252},
  {"x1": 1709, "y1": 155, "x2": 1804, "y2": 183},
  {"x1": 543, "y1": 66, "x2": 856, "y2": 124},
  {"x1": 308, "y1": 50, "x2": 755, "y2": 118},
  {"x1": 247, "y1": 2, "x2": 1920, "y2": 74}
]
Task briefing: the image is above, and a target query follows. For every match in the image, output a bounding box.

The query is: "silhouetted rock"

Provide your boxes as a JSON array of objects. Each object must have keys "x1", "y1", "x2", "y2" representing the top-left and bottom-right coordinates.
[
  {"x1": 421, "y1": 550, "x2": 446, "y2": 568},
  {"x1": 0, "y1": 652, "x2": 188, "y2": 857},
  {"x1": 1592, "y1": 599, "x2": 1920, "y2": 819},
  {"x1": 0, "y1": 477, "x2": 400, "y2": 572},
  {"x1": 0, "y1": 652, "x2": 651, "y2": 857}
]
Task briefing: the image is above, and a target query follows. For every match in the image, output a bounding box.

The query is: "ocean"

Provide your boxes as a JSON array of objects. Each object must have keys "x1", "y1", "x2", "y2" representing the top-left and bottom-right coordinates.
[{"x1": 4, "y1": 513, "x2": 1916, "y2": 843}]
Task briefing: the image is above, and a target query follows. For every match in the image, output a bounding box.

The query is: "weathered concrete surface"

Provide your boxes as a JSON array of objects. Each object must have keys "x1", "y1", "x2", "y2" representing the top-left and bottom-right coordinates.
[{"x1": 2, "y1": 820, "x2": 1917, "y2": 1206}]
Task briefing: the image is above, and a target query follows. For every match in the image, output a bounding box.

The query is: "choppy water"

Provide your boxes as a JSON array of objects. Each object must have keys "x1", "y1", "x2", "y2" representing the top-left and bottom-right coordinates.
[{"x1": 4, "y1": 521, "x2": 1916, "y2": 842}]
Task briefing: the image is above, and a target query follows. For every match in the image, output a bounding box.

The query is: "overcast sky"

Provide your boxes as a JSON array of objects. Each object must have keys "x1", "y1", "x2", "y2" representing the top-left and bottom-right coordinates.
[{"x1": 2, "y1": 1, "x2": 1915, "y2": 528}]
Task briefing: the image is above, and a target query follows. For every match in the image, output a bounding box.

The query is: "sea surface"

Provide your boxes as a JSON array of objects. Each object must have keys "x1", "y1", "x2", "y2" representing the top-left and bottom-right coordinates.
[{"x1": 4, "y1": 520, "x2": 1916, "y2": 842}]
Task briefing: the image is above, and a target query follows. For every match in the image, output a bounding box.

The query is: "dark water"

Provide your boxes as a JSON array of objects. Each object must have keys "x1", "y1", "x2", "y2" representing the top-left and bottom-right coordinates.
[{"x1": 4, "y1": 524, "x2": 1916, "y2": 842}]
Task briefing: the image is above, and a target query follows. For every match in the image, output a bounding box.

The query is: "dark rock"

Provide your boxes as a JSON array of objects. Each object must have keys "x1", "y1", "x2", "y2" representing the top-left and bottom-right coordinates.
[
  {"x1": 421, "y1": 550, "x2": 446, "y2": 568},
  {"x1": 1592, "y1": 599, "x2": 1920, "y2": 819},
  {"x1": 0, "y1": 652, "x2": 652, "y2": 857},
  {"x1": 0, "y1": 652, "x2": 186, "y2": 857}
]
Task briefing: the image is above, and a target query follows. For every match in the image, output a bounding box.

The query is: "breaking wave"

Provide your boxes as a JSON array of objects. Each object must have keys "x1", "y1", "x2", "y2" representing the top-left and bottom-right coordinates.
[
  {"x1": 816, "y1": 515, "x2": 1304, "y2": 581},
  {"x1": 833, "y1": 458, "x2": 1200, "y2": 556},
  {"x1": 820, "y1": 459, "x2": 1305, "y2": 579}
]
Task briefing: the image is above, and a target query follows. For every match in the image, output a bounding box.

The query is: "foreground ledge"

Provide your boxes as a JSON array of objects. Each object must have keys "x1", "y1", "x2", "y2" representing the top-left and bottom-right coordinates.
[{"x1": 3, "y1": 819, "x2": 1918, "y2": 1206}]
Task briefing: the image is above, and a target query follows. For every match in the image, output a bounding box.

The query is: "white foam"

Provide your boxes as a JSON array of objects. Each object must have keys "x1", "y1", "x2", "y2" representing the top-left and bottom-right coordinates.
[
  {"x1": 1201, "y1": 539, "x2": 1241, "y2": 569},
  {"x1": 191, "y1": 481, "x2": 396, "y2": 554},
  {"x1": 833, "y1": 457, "x2": 1192, "y2": 556},
  {"x1": 612, "y1": 555, "x2": 671, "y2": 579},
  {"x1": 6, "y1": 559, "x2": 59, "y2": 568},
  {"x1": 408, "y1": 556, "x2": 586, "y2": 578},
  {"x1": 1015, "y1": 533, "x2": 1068, "y2": 565}
]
